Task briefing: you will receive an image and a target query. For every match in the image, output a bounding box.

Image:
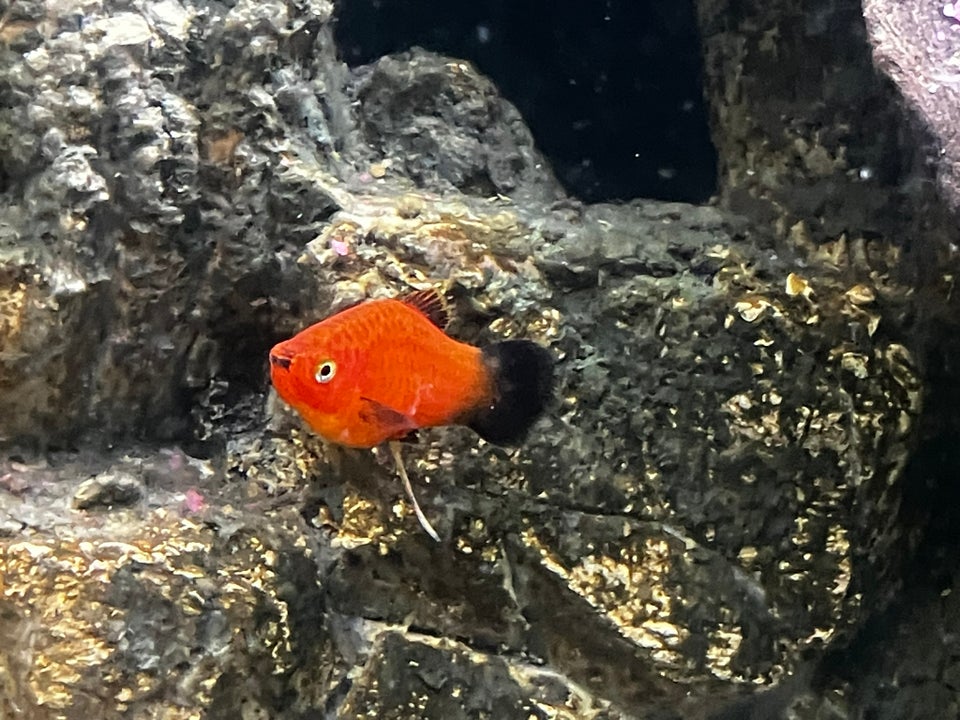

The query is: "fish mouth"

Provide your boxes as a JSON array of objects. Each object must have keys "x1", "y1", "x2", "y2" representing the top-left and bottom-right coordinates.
[{"x1": 269, "y1": 352, "x2": 292, "y2": 370}]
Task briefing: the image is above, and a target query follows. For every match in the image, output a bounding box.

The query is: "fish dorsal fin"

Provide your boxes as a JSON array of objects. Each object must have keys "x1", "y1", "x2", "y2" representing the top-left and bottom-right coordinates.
[{"x1": 398, "y1": 288, "x2": 450, "y2": 330}]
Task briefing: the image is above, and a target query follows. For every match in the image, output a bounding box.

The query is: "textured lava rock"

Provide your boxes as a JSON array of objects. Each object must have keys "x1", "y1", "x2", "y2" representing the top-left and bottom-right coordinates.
[
  {"x1": 694, "y1": 0, "x2": 960, "y2": 716},
  {"x1": 862, "y1": 0, "x2": 960, "y2": 218}
]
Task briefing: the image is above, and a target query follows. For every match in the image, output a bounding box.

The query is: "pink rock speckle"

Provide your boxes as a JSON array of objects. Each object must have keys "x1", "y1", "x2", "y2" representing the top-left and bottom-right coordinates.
[{"x1": 183, "y1": 488, "x2": 206, "y2": 513}]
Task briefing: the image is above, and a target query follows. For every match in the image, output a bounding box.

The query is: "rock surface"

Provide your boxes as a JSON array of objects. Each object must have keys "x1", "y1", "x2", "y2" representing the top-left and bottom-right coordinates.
[
  {"x1": 696, "y1": 0, "x2": 960, "y2": 717},
  {"x1": 862, "y1": 0, "x2": 960, "y2": 217},
  {"x1": 0, "y1": 0, "x2": 945, "y2": 718}
]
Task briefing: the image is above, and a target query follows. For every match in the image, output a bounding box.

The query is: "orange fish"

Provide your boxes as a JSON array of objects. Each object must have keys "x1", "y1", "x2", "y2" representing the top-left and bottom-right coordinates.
[{"x1": 268, "y1": 288, "x2": 553, "y2": 538}]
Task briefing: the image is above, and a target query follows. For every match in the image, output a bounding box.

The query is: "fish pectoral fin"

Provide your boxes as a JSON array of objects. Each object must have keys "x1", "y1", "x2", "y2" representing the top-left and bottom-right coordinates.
[{"x1": 358, "y1": 397, "x2": 417, "y2": 435}]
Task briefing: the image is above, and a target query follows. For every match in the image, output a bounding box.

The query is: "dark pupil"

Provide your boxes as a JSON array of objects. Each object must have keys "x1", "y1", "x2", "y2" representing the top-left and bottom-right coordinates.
[{"x1": 321, "y1": 364, "x2": 331, "y2": 377}]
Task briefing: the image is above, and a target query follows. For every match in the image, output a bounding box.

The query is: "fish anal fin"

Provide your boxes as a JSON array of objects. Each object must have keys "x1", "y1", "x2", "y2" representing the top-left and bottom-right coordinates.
[{"x1": 398, "y1": 288, "x2": 450, "y2": 330}]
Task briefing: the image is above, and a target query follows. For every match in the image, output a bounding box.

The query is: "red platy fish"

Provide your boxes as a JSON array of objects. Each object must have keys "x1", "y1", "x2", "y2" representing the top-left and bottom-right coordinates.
[{"x1": 269, "y1": 288, "x2": 554, "y2": 539}]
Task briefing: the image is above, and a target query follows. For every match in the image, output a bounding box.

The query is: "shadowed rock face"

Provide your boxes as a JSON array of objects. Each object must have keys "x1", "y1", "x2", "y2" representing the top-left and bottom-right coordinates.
[
  {"x1": 0, "y1": 0, "x2": 941, "y2": 718},
  {"x1": 862, "y1": 0, "x2": 960, "y2": 218},
  {"x1": 695, "y1": 0, "x2": 960, "y2": 716}
]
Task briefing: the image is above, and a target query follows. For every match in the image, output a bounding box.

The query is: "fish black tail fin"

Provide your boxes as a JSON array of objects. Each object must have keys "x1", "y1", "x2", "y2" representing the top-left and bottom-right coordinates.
[{"x1": 469, "y1": 340, "x2": 554, "y2": 446}]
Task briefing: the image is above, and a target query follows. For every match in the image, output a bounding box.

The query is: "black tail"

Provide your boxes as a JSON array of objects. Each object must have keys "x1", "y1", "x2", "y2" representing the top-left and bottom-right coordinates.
[{"x1": 468, "y1": 340, "x2": 554, "y2": 446}]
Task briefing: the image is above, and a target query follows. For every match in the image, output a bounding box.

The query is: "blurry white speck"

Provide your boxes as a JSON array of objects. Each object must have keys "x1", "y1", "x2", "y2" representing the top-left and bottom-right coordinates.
[
  {"x1": 476, "y1": 24, "x2": 491, "y2": 44},
  {"x1": 858, "y1": 166, "x2": 874, "y2": 180},
  {"x1": 23, "y1": 47, "x2": 50, "y2": 73},
  {"x1": 248, "y1": 86, "x2": 277, "y2": 111},
  {"x1": 66, "y1": 86, "x2": 98, "y2": 109},
  {"x1": 681, "y1": 99, "x2": 695, "y2": 112},
  {"x1": 657, "y1": 167, "x2": 677, "y2": 180},
  {"x1": 944, "y1": 3, "x2": 958, "y2": 20},
  {"x1": 145, "y1": 0, "x2": 194, "y2": 41},
  {"x1": 604, "y1": 15, "x2": 611, "y2": 21},
  {"x1": 89, "y1": 13, "x2": 153, "y2": 46},
  {"x1": 133, "y1": 145, "x2": 162, "y2": 171},
  {"x1": 49, "y1": 267, "x2": 87, "y2": 296}
]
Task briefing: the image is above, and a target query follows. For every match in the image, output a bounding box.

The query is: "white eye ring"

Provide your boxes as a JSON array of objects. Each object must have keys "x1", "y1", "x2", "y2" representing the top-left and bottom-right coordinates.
[{"x1": 315, "y1": 360, "x2": 337, "y2": 384}]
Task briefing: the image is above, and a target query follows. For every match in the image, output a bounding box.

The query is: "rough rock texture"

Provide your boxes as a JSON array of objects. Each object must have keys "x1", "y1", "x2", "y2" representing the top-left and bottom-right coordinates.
[
  {"x1": 0, "y1": 0, "x2": 561, "y2": 447},
  {"x1": 696, "y1": 0, "x2": 960, "y2": 717},
  {"x1": 0, "y1": 0, "x2": 940, "y2": 718},
  {"x1": 862, "y1": 0, "x2": 960, "y2": 218}
]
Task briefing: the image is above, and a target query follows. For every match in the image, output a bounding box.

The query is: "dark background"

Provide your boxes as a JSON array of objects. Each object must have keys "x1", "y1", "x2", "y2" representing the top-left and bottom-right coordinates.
[{"x1": 334, "y1": 0, "x2": 717, "y2": 204}]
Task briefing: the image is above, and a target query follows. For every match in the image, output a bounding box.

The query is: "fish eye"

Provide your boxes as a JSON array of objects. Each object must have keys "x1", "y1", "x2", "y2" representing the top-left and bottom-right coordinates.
[{"x1": 314, "y1": 360, "x2": 337, "y2": 384}]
